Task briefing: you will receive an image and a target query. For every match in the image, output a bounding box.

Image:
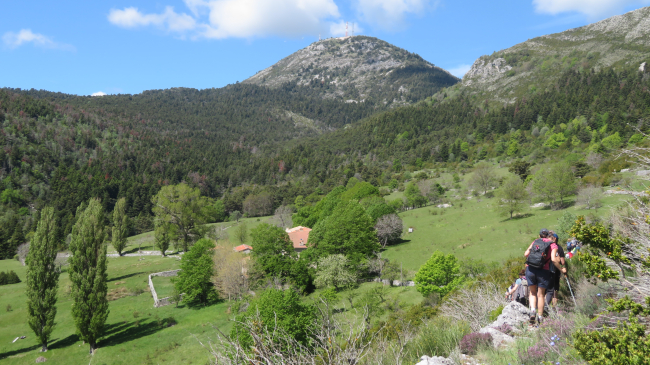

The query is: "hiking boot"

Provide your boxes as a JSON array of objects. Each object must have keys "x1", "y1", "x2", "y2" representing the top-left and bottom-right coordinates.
[
  {"x1": 529, "y1": 313, "x2": 536, "y2": 325},
  {"x1": 537, "y1": 315, "x2": 543, "y2": 325}
]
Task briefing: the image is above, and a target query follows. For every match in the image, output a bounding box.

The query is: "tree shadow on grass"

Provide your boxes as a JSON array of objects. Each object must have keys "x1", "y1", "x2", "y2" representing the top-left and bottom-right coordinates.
[
  {"x1": 100, "y1": 320, "x2": 166, "y2": 348},
  {"x1": 0, "y1": 344, "x2": 41, "y2": 360},
  {"x1": 108, "y1": 272, "x2": 145, "y2": 282},
  {"x1": 500, "y1": 213, "x2": 535, "y2": 222},
  {"x1": 382, "y1": 239, "x2": 412, "y2": 250},
  {"x1": 49, "y1": 334, "x2": 79, "y2": 350}
]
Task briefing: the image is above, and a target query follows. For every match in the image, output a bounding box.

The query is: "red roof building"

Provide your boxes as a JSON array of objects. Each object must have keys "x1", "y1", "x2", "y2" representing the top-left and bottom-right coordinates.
[
  {"x1": 286, "y1": 226, "x2": 311, "y2": 253},
  {"x1": 234, "y1": 244, "x2": 252, "y2": 254}
]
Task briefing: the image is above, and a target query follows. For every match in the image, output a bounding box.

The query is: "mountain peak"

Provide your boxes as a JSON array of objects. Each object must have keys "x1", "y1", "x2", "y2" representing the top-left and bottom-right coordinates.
[{"x1": 244, "y1": 36, "x2": 458, "y2": 106}]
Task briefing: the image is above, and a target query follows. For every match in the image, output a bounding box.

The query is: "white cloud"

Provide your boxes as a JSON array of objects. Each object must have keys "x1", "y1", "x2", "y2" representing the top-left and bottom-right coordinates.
[
  {"x1": 91, "y1": 91, "x2": 107, "y2": 96},
  {"x1": 447, "y1": 64, "x2": 471, "y2": 78},
  {"x1": 329, "y1": 21, "x2": 364, "y2": 37},
  {"x1": 2, "y1": 29, "x2": 75, "y2": 51},
  {"x1": 354, "y1": 0, "x2": 438, "y2": 30},
  {"x1": 108, "y1": 6, "x2": 197, "y2": 32},
  {"x1": 108, "y1": 0, "x2": 340, "y2": 39},
  {"x1": 533, "y1": 0, "x2": 650, "y2": 18}
]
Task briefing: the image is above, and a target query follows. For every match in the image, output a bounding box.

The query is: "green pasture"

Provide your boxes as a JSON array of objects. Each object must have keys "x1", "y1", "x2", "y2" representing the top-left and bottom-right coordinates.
[
  {"x1": 0, "y1": 256, "x2": 233, "y2": 365},
  {"x1": 105, "y1": 215, "x2": 273, "y2": 255},
  {"x1": 383, "y1": 192, "x2": 629, "y2": 274}
]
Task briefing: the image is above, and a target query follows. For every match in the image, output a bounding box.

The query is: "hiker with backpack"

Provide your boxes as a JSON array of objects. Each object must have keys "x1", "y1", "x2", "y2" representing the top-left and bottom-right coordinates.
[
  {"x1": 524, "y1": 229, "x2": 567, "y2": 325},
  {"x1": 506, "y1": 269, "x2": 529, "y2": 305},
  {"x1": 545, "y1": 232, "x2": 566, "y2": 308}
]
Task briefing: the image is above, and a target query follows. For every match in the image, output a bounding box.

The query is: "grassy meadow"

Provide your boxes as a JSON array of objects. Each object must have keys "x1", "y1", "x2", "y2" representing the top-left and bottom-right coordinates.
[{"x1": 0, "y1": 256, "x2": 233, "y2": 365}]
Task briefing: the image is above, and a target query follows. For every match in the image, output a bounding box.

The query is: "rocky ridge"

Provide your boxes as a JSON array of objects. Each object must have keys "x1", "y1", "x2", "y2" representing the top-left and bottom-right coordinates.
[
  {"x1": 460, "y1": 6, "x2": 650, "y2": 103},
  {"x1": 244, "y1": 36, "x2": 458, "y2": 106}
]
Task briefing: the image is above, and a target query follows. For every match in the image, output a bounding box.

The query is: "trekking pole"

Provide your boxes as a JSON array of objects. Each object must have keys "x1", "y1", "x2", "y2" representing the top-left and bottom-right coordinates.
[{"x1": 564, "y1": 275, "x2": 577, "y2": 307}]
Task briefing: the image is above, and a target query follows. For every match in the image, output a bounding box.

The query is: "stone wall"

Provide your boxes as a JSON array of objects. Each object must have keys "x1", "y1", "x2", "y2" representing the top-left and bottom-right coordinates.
[{"x1": 148, "y1": 269, "x2": 181, "y2": 308}]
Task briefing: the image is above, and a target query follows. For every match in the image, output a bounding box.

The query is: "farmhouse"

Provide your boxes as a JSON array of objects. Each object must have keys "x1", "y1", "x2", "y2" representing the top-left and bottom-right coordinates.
[
  {"x1": 233, "y1": 244, "x2": 252, "y2": 254},
  {"x1": 286, "y1": 226, "x2": 311, "y2": 253}
]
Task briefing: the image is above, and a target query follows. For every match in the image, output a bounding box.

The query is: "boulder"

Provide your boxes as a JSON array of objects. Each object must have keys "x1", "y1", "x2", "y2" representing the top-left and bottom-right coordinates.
[
  {"x1": 416, "y1": 355, "x2": 455, "y2": 365},
  {"x1": 479, "y1": 327, "x2": 514, "y2": 348},
  {"x1": 35, "y1": 356, "x2": 47, "y2": 363},
  {"x1": 488, "y1": 301, "x2": 530, "y2": 331}
]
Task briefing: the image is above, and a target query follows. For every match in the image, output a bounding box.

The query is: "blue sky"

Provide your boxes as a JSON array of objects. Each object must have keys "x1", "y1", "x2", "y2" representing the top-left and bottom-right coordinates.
[{"x1": 1, "y1": 0, "x2": 649, "y2": 96}]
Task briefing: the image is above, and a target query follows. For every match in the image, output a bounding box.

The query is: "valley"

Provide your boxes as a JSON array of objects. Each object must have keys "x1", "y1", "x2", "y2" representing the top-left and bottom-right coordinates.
[{"x1": 2, "y1": 5, "x2": 650, "y2": 365}]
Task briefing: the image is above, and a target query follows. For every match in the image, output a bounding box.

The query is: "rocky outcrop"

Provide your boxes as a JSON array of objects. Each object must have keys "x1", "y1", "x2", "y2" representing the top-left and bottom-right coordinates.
[
  {"x1": 417, "y1": 302, "x2": 530, "y2": 363},
  {"x1": 463, "y1": 58, "x2": 512, "y2": 86}
]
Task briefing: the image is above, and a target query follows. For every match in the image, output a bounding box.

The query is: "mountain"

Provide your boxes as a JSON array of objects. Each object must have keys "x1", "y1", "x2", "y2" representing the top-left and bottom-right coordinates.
[
  {"x1": 243, "y1": 36, "x2": 459, "y2": 106},
  {"x1": 456, "y1": 6, "x2": 650, "y2": 104}
]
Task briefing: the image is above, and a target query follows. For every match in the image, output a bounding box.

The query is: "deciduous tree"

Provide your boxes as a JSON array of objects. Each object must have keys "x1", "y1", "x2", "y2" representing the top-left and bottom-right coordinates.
[
  {"x1": 175, "y1": 238, "x2": 218, "y2": 306},
  {"x1": 306, "y1": 201, "x2": 380, "y2": 265},
  {"x1": 26, "y1": 207, "x2": 60, "y2": 352},
  {"x1": 415, "y1": 251, "x2": 463, "y2": 297},
  {"x1": 469, "y1": 162, "x2": 498, "y2": 195},
  {"x1": 313, "y1": 254, "x2": 357, "y2": 290},
  {"x1": 69, "y1": 199, "x2": 109, "y2": 354},
  {"x1": 375, "y1": 213, "x2": 403, "y2": 248},
  {"x1": 152, "y1": 183, "x2": 210, "y2": 252},
  {"x1": 111, "y1": 197, "x2": 129, "y2": 256},
  {"x1": 497, "y1": 176, "x2": 529, "y2": 219}
]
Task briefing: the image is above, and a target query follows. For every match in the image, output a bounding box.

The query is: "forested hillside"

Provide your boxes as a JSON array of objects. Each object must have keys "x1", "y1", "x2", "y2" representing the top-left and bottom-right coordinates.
[{"x1": 2, "y1": 63, "x2": 649, "y2": 258}]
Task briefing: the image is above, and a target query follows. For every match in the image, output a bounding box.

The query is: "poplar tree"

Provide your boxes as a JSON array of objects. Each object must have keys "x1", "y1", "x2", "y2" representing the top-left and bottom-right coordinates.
[
  {"x1": 111, "y1": 198, "x2": 129, "y2": 256},
  {"x1": 69, "y1": 199, "x2": 109, "y2": 354},
  {"x1": 26, "y1": 207, "x2": 60, "y2": 352}
]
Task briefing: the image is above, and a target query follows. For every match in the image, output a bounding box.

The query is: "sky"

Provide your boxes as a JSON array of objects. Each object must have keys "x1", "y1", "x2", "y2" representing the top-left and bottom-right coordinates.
[{"x1": 1, "y1": 0, "x2": 650, "y2": 96}]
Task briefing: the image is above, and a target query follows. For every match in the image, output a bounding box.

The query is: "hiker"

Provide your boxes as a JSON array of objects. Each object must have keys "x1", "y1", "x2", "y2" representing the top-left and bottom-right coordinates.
[
  {"x1": 545, "y1": 232, "x2": 566, "y2": 308},
  {"x1": 506, "y1": 269, "x2": 528, "y2": 305},
  {"x1": 524, "y1": 228, "x2": 567, "y2": 324}
]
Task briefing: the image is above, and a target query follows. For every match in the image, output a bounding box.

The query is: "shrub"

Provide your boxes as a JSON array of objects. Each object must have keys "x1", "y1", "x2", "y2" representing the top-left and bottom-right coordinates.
[
  {"x1": 404, "y1": 316, "x2": 470, "y2": 360},
  {"x1": 518, "y1": 343, "x2": 552, "y2": 365},
  {"x1": 0, "y1": 270, "x2": 21, "y2": 286},
  {"x1": 460, "y1": 332, "x2": 492, "y2": 355},
  {"x1": 489, "y1": 305, "x2": 504, "y2": 322},
  {"x1": 492, "y1": 323, "x2": 512, "y2": 335}
]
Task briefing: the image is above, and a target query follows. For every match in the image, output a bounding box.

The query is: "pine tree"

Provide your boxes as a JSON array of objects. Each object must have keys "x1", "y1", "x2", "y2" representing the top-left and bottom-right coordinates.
[
  {"x1": 26, "y1": 207, "x2": 60, "y2": 352},
  {"x1": 111, "y1": 197, "x2": 129, "y2": 256},
  {"x1": 69, "y1": 199, "x2": 109, "y2": 354}
]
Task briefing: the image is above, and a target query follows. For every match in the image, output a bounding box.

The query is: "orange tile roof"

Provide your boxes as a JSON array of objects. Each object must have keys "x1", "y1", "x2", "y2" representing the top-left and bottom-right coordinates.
[
  {"x1": 234, "y1": 244, "x2": 253, "y2": 252},
  {"x1": 286, "y1": 226, "x2": 311, "y2": 250}
]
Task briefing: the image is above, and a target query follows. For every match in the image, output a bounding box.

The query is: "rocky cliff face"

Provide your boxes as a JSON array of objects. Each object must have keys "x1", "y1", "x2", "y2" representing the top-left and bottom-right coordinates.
[
  {"x1": 459, "y1": 6, "x2": 650, "y2": 103},
  {"x1": 244, "y1": 36, "x2": 458, "y2": 106}
]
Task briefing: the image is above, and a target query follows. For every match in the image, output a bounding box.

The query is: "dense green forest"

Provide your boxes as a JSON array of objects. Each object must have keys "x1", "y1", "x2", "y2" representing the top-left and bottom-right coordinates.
[{"x1": 1, "y1": 65, "x2": 649, "y2": 257}]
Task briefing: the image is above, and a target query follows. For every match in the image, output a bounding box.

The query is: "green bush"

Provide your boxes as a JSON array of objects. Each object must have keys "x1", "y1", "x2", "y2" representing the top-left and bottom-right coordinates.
[
  {"x1": 231, "y1": 288, "x2": 316, "y2": 351},
  {"x1": 0, "y1": 270, "x2": 21, "y2": 285}
]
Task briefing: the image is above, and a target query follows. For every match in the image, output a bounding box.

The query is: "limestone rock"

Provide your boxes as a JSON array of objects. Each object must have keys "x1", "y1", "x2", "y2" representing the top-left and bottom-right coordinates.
[
  {"x1": 488, "y1": 301, "x2": 531, "y2": 331},
  {"x1": 416, "y1": 355, "x2": 455, "y2": 365},
  {"x1": 479, "y1": 327, "x2": 514, "y2": 348}
]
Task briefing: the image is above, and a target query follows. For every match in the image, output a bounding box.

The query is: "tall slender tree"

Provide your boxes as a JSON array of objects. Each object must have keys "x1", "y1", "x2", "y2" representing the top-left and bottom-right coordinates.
[
  {"x1": 26, "y1": 207, "x2": 60, "y2": 352},
  {"x1": 111, "y1": 197, "x2": 129, "y2": 256},
  {"x1": 69, "y1": 199, "x2": 109, "y2": 354}
]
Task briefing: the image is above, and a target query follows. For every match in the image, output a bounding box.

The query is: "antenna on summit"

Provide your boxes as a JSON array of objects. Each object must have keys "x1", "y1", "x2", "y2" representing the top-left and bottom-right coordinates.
[
  {"x1": 352, "y1": 22, "x2": 354, "y2": 36},
  {"x1": 345, "y1": 22, "x2": 348, "y2": 37}
]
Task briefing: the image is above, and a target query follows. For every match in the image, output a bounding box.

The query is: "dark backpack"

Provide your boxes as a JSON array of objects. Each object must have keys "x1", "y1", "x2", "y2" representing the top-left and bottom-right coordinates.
[
  {"x1": 527, "y1": 238, "x2": 551, "y2": 269},
  {"x1": 514, "y1": 279, "x2": 529, "y2": 305}
]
